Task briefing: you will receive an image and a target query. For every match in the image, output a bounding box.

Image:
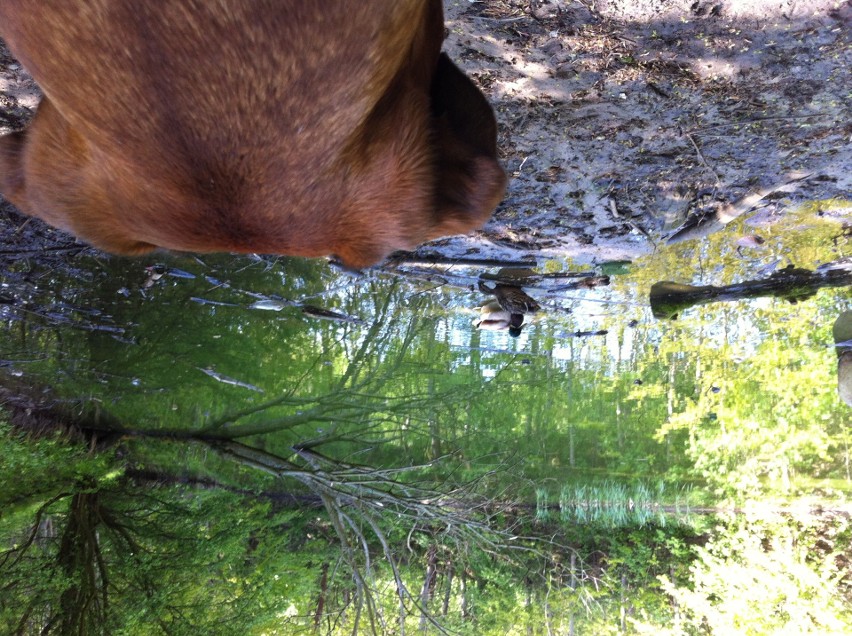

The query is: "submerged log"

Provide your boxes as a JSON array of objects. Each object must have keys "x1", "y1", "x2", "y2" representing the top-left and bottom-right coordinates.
[
  {"x1": 384, "y1": 252, "x2": 537, "y2": 268},
  {"x1": 834, "y1": 311, "x2": 852, "y2": 407},
  {"x1": 650, "y1": 259, "x2": 852, "y2": 320}
]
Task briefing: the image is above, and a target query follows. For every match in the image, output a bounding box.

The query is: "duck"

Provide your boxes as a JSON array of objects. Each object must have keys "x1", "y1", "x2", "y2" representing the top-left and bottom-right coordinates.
[
  {"x1": 478, "y1": 281, "x2": 541, "y2": 314},
  {"x1": 474, "y1": 301, "x2": 526, "y2": 337}
]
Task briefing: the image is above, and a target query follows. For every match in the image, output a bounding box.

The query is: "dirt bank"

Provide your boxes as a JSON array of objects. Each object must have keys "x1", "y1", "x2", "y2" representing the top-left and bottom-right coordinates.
[{"x1": 440, "y1": 0, "x2": 851, "y2": 263}]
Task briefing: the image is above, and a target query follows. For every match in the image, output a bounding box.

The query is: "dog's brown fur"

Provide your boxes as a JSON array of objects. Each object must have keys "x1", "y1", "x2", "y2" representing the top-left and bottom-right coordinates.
[{"x1": 0, "y1": 1, "x2": 505, "y2": 267}]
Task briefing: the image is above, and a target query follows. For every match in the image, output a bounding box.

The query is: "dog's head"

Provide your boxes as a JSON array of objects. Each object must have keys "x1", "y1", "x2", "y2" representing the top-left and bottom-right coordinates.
[{"x1": 0, "y1": 1, "x2": 505, "y2": 267}]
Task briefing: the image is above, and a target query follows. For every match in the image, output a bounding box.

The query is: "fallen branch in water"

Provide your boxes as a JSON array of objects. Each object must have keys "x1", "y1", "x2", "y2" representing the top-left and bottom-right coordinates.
[{"x1": 650, "y1": 258, "x2": 852, "y2": 320}]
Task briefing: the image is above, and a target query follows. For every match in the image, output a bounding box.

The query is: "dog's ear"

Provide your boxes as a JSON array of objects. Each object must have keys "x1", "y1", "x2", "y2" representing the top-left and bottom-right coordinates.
[
  {"x1": 428, "y1": 53, "x2": 506, "y2": 235},
  {"x1": 432, "y1": 53, "x2": 499, "y2": 156},
  {"x1": 0, "y1": 129, "x2": 27, "y2": 208}
]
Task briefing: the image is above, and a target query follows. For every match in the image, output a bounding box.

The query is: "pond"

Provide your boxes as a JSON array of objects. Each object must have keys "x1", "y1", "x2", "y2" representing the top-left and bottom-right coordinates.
[{"x1": 2, "y1": 197, "x2": 850, "y2": 634}]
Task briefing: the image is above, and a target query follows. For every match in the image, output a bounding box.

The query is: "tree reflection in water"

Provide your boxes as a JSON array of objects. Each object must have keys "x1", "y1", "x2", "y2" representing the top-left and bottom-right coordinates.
[{"x1": 2, "y1": 211, "x2": 851, "y2": 632}]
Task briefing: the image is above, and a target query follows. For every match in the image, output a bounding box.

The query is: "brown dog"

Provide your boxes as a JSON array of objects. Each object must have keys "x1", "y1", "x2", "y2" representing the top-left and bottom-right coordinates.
[{"x1": 0, "y1": 1, "x2": 505, "y2": 267}]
